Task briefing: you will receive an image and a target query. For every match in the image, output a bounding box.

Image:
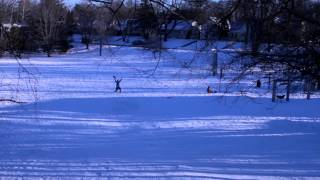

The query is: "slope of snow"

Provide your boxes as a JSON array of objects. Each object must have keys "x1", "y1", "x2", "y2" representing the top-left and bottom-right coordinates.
[{"x1": 0, "y1": 41, "x2": 319, "y2": 179}]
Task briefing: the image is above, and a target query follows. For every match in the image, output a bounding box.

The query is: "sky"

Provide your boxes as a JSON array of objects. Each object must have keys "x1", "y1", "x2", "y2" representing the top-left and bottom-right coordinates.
[{"x1": 65, "y1": 0, "x2": 82, "y2": 7}]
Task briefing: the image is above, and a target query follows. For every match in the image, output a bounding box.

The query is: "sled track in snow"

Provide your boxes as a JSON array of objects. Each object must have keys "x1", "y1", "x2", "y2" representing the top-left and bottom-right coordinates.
[
  {"x1": 0, "y1": 44, "x2": 320, "y2": 179},
  {"x1": 0, "y1": 160, "x2": 319, "y2": 179}
]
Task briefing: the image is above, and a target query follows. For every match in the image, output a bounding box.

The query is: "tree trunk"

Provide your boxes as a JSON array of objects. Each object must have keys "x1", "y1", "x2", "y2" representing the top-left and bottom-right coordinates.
[
  {"x1": 47, "y1": 49, "x2": 51, "y2": 57},
  {"x1": 268, "y1": 73, "x2": 271, "y2": 90},
  {"x1": 286, "y1": 70, "x2": 292, "y2": 102},
  {"x1": 212, "y1": 49, "x2": 218, "y2": 76},
  {"x1": 245, "y1": 22, "x2": 249, "y2": 44},
  {"x1": 99, "y1": 38, "x2": 102, "y2": 56},
  {"x1": 307, "y1": 78, "x2": 311, "y2": 100},
  {"x1": 272, "y1": 80, "x2": 276, "y2": 102},
  {"x1": 218, "y1": 68, "x2": 223, "y2": 92},
  {"x1": 164, "y1": 23, "x2": 168, "y2": 42},
  {"x1": 286, "y1": 79, "x2": 290, "y2": 102},
  {"x1": 307, "y1": 86, "x2": 311, "y2": 100},
  {"x1": 46, "y1": 41, "x2": 51, "y2": 57}
]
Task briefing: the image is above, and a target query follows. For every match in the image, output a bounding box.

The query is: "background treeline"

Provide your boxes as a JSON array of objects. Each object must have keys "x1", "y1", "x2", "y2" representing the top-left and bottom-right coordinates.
[
  {"x1": 1, "y1": 0, "x2": 319, "y2": 55},
  {"x1": 0, "y1": 0, "x2": 319, "y2": 99},
  {"x1": 0, "y1": 0, "x2": 74, "y2": 57}
]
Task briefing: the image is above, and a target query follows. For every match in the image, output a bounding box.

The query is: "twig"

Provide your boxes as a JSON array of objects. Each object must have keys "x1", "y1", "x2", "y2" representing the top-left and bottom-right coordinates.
[{"x1": 0, "y1": 99, "x2": 26, "y2": 104}]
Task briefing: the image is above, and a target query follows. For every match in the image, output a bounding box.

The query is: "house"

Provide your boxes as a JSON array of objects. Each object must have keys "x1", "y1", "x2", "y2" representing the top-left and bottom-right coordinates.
[
  {"x1": 113, "y1": 19, "x2": 143, "y2": 36},
  {"x1": 0, "y1": 22, "x2": 30, "y2": 52},
  {"x1": 0, "y1": 23, "x2": 26, "y2": 40},
  {"x1": 2, "y1": 23, "x2": 24, "y2": 30},
  {"x1": 229, "y1": 22, "x2": 249, "y2": 41},
  {"x1": 1, "y1": 23, "x2": 27, "y2": 33},
  {"x1": 199, "y1": 17, "x2": 219, "y2": 40},
  {"x1": 161, "y1": 20, "x2": 200, "y2": 39}
]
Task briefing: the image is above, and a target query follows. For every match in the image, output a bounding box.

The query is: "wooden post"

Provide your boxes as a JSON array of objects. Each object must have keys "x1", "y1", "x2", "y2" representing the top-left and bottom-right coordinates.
[
  {"x1": 272, "y1": 80, "x2": 277, "y2": 102},
  {"x1": 212, "y1": 49, "x2": 218, "y2": 76}
]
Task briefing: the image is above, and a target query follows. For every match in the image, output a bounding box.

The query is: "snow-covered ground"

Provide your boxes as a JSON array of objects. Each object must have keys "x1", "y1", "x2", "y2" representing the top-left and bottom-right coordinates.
[{"x1": 0, "y1": 39, "x2": 319, "y2": 179}]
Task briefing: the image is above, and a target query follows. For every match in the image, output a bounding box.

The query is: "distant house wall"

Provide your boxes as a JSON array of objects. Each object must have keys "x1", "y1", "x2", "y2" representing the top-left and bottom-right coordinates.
[
  {"x1": 167, "y1": 30, "x2": 187, "y2": 39},
  {"x1": 114, "y1": 19, "x2": 143, "y2": 36},
  {"x1": 161, "y1": 21, "x2": 202, "y2": 39},
  {"x1": 229, "y1": 22, "x2": 248, "y2": 41},
  {"x1": 200, "y1": 24, "x2": 218, "y2": 40},
  {"x1": 113, "y1": 19, "x2": 250, "y2": 41}
]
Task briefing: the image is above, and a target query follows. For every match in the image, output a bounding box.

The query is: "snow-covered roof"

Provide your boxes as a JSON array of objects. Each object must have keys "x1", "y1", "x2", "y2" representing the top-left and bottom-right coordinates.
[{"x1": 1, "y1": 23, "x2": 27, "y2": 31}]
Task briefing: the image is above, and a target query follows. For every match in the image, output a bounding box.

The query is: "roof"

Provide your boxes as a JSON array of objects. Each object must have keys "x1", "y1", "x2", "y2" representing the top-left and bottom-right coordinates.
[{"x1": 1, "y1": 23, "x2": 27, "y2": 30}]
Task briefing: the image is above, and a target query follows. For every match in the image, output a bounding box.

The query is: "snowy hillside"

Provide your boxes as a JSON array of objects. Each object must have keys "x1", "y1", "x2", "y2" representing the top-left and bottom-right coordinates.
[{"x1": 0, "y1": 40, "x2": 319, "y2": 179}]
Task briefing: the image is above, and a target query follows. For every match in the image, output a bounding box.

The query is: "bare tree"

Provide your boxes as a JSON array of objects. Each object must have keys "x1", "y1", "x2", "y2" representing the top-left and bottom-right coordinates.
[
  {"x1": 94, "y1": 7, "x2": 112, "y2": 56},
  {"x1": 0, "y1": 0, "x2": 38, "y2": 104},
  {"x1": 74, "y1": 3, "x2": 96, "y2": 50},
  {"x1": 36, "y1": 0, "x2": 67, "y2": 57},
  {"x1": 0, "y1": 0, "x2": 15, "y2": 56},
  {"x1": 223, "y1": 0, "x2": 320, "y2": 100}
]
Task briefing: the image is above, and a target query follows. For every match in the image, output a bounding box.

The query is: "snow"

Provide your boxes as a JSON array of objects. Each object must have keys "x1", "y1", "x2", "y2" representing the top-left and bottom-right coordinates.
[{"x1": 0, "y1": 38, "x2": 319, "y2": 179}]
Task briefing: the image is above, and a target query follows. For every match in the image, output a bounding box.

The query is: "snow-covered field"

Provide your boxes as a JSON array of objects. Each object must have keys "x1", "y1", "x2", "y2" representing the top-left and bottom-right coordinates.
[{"x1": 0, "y1": 39, "x2": 320, "y2": 179}]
